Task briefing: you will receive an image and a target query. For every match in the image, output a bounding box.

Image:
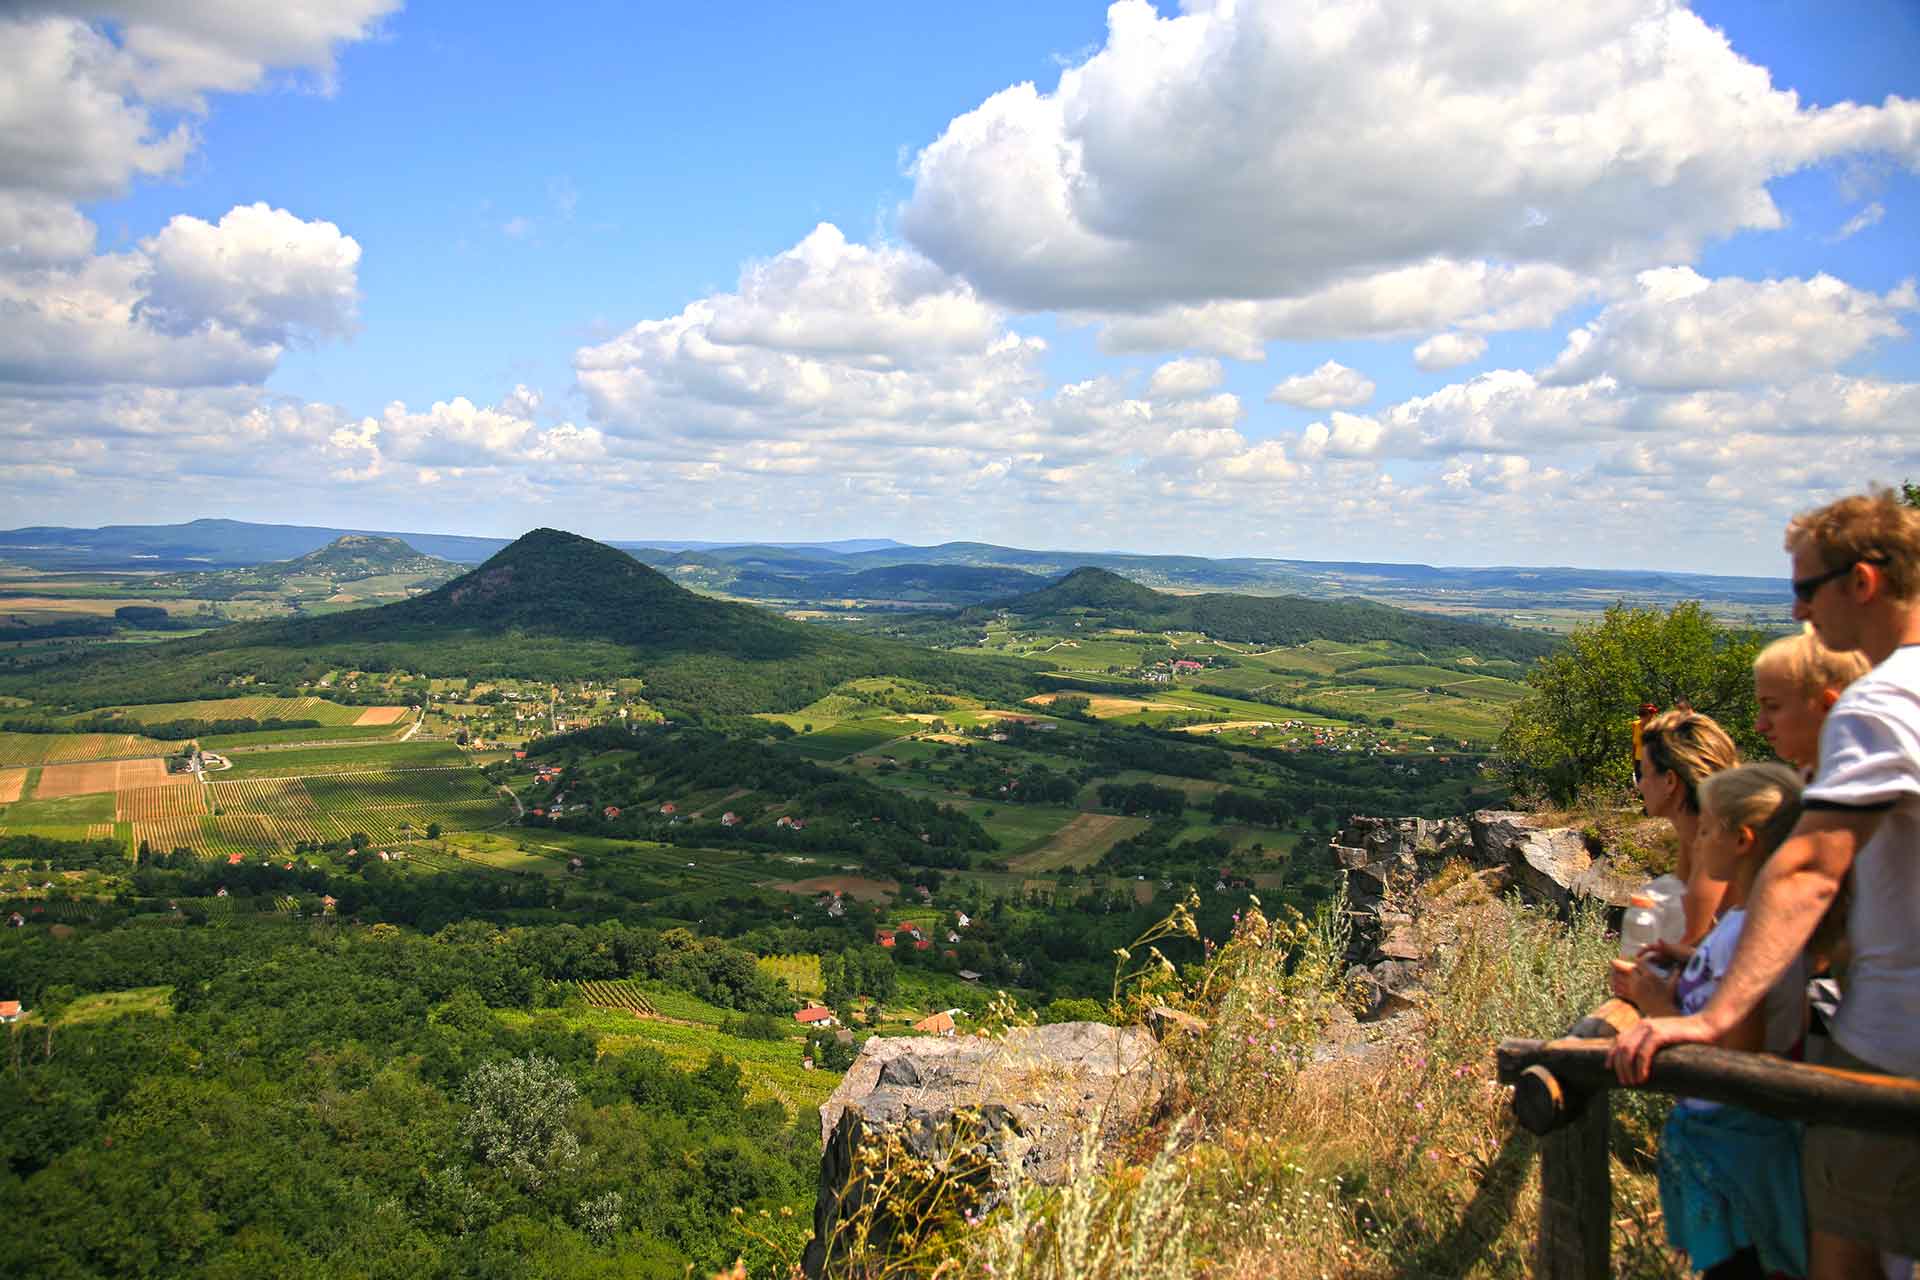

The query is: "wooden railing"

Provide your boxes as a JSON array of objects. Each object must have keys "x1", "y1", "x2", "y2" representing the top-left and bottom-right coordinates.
[{"x1": 1495, "y1": 999, "x2": 1920, "y2": 1280}]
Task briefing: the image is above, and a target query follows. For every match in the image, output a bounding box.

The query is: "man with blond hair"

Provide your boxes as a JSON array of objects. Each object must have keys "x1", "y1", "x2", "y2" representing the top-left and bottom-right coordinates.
[{"x1": 1612, "y1": 489, "x2": 1920, "y2": 1280}]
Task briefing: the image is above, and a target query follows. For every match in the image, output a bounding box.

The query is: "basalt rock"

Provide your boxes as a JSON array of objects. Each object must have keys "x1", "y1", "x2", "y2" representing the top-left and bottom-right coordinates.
[
  {"x1": 1469, "y1": 810, "x2": 1638, "y2": 912},
  {"x1": 803, "y1": 1022, "x2": 1162, "y2": 1277}
]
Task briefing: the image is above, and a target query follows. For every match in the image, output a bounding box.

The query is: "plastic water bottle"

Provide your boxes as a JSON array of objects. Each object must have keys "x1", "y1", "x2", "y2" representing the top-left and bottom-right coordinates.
[
  {"x1": 1620, "y1": 894, "x2": 1663, "y2": 958},
  {"x1": 1643, "y1": 873, "x2": 1687, "y2": 945}
]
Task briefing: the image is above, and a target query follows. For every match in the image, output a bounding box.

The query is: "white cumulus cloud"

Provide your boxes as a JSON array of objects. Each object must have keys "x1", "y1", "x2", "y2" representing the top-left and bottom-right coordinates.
[
  {"x1": 1541, "y1": 268, "x2": 1914, "y2": 390},
  {"x1": 0, "y1": 204, "x2": 359, "y2": 387},
  {"x1": 903, "y1": 0, "x2": 1920, "y2": 345},
  {"x1": 1267, "y1": 359, "x2": 1374, "y2": 409},
  {"x1": 1413, "y1": 332, "x2": 1488, "y2": 371},
  {"x1": 1146, "y1": 356, "x2": 1222, "y2": 398}
]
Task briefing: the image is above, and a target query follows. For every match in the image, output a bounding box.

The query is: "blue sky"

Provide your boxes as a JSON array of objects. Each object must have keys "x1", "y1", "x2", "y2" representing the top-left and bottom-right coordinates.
[{"x1": 5, "y1": 1, "x2": 1918, "y2": 573}]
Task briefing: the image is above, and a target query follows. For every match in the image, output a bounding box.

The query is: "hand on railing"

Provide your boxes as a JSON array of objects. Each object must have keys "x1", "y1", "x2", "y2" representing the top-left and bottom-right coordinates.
[{"x1": 1605, "y1": 1014, "x2": 1717, "y2": 1086}]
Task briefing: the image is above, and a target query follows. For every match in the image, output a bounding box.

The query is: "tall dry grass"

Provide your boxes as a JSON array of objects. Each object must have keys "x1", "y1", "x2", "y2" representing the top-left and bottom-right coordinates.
[{"x1": 950, "y1": 883, "x2": 1687, "y2": 1280}]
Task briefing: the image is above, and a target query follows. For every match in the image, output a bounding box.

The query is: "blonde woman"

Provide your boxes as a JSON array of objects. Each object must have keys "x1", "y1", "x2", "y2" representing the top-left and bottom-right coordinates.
[
  {"x1": 1753, "y1": 628, "x2": 1871, "y2": 776},
  {"x1": 1635, "y1": 708, "x2": 1742, "y2": 943}
]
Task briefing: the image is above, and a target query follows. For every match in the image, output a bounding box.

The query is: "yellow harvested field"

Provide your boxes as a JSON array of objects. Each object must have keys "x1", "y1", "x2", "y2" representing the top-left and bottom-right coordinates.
[
  {"x1": 0, "y1": 768, "x2": 24, "y2": 803},
  {"x1": 354, "y1": 706, "x2": 410, "y2": 726},
  {"x1": 118, "y1": 784, "x2": 208, "y2": 821},
  {"x1": 0, "y1": 596, "x2": 178, "y2": 616},
  {"x1": 1172, "y1": 719, "x2": 1278, "y2": 734},
  {"x1": 34, "y1": 761, "x2": 123, "y2": 799},
  {"x1": 35, "y1": 756, "x2": 180, "y2": 799},
  {"x1": 1023, "y1": 692, "x2": 1179, "y2": 717}
]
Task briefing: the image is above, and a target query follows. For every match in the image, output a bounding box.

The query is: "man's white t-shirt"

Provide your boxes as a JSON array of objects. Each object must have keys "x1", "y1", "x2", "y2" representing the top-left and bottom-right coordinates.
[{"x1": 1805, "y1": 644, "x2": 1920, "y2": 1077}]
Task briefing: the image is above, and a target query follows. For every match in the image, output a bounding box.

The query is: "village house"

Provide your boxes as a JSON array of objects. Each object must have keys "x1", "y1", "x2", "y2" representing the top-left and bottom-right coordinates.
[
  {"x1": 794, "y1": 1006, "x2": 837, "y2": 1027},
  {"x1": 602, "y1": 805, "x2": 621, "y2": 819},
  {"x1": 912, "y1": 1011, "x2": 956, "y2": 1037},
  {"x1": 720, "y1": 811, "x2": 740, "y2": 827},
  {"x1": 957, "y1": 970, "x2": 982, "y2": 983},
  {"x1": 658, "y1": 802, "x2": 676, "y2": 815},
  {"x1": 0, "y1": 1000, "x2": 24, "y2": 1023}
]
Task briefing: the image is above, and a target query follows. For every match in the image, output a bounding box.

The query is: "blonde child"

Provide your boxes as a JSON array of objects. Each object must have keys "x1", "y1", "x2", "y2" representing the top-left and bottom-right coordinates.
[
  {"x1": 1752, "y1": 629, "x2": 1871, "y2": 776},
  {"x1": 1610, "y1": 762, "x2": 1810, "y2": 1279}
]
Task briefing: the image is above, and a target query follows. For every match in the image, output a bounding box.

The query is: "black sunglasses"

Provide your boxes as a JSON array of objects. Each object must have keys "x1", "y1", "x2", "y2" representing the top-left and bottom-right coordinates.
[
  {"x1": 1791, "y1": 556, "x2": 1885, "y2": 604},
  {"x1": 1791, "y1": 563, "x2": 1854, "y2": 603}
]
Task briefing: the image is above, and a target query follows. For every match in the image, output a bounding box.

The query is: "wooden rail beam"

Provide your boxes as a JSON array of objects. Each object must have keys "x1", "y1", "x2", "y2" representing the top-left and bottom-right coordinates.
[{"x1": 1496, "y1": 1037, "x2": 1920, "y2": 1135}]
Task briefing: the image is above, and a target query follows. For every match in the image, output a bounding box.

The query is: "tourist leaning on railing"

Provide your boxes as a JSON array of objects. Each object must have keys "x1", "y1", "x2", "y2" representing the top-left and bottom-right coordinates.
[
  {"x1": 1611, "y1": 490, "x2": 1920, "y2": 1280},
  {"x1": 1612, "y1": 763, "x2": 1810, "y2": 1279}
]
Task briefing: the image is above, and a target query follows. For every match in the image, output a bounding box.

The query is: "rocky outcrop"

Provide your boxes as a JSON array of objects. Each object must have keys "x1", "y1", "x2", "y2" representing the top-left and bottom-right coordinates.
[
  {"x1": 1335, "y1": 809, "x2": 1644, "y2": 1017},
  {"x1": 803, "y1": 1022, "x2": 1162, "y2": 1277},
  {"x1": 1467, "y1": 811, "x2": 1638, "y2": 911}
]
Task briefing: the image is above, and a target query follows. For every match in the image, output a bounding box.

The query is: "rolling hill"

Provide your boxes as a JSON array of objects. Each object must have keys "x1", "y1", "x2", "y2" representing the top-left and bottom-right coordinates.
[
  {"x1": 893, "y1": 567, "x2": 1562, "y2": 664},
  {"x1": 148, "y1": 535, "x2": 463, "y2": 600},
  {"x1": 0, "y1": 529, "x2": 1044, "y2": 715}
]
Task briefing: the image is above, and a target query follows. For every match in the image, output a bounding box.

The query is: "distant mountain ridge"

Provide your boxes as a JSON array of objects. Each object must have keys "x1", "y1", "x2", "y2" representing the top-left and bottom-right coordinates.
[
  {"x1": 0, "y1": 517, "x2": 1787, "y2": 610},
  {"x1": 0, "y1": 529, "x2": 1043, "y2": 715}
]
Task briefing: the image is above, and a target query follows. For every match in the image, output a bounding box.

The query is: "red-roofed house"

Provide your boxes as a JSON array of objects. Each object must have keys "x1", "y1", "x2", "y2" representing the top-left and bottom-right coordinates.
[
  {"x1": 603, "y1": 806, "x2": 621, "y2": 819},
  {"x1": 876, "y1": 928, "x2": 896, "y2": 948},
  {"x1": 0, "y1": 1000, "x2": 23, "y2": 1023},
  {"x1": 914, "y1": 938, "x2": 931, "y2": 950},
  {"x1": 720, "y1": 811, "x2": 740, "y2": 827},
  {"x1": 658, "y1": 802, "x2": 677, "y2": 815},
  {"x1": 226, "y1": 852, "x2": 243, "y2": 865},
  {"x1": 912, "y1": 1011, "x2": 955, "y2": 1036},
  {"x1": 794, "y1": 1006, "x2": 837, "y2": 1026}
]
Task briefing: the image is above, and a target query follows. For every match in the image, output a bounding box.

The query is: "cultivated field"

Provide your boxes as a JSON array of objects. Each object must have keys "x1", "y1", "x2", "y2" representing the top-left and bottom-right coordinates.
[
  {"x1": 100, "y1": 696, "x2": 382, "y2": 726},
  {"x1": 575, "y1": 979, "x2": 658, "y2": 1015},
  {"x1": 772, "y1": 873, "x2": 898, "y2": 901},
  {"x1": 756, "y1": 953, "x2": 824, "y2": 998},
  {"x1": 0, "y1": 768, "x2": 24, "y2": 803},
  {"x1": 118, "y1": 783, "x2": 208, "y2": 821},
  {"x1": 36, "y1": 756, "x2": 183, "y2": 799},
  {"x1": 1007, "y1": 812, "x2": 1150, "y2": 872},
  {"x1": 218, "y1": 741, "x2": 464, "y2": 778},
  {"x1": 116, "y1": 762, "x2": 509, "y2": 860},
  {"x1": 353, "y1": 706, "x2": 410, "y2": 726},
  {"x1": 526, "y1": 995, "x2": 841, "y2": 1113},
  {"x1": 0, "y1": 732, "x2": 172, "y2": 767}
]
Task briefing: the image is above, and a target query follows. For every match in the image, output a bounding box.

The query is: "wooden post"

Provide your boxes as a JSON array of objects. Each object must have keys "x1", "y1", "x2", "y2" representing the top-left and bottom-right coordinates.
[
  {"x1": 1537, "y1": 1084, "x2": 1611, "y2": 1280},
  {"x1": 1528, "y1": 1000, "x2": 1636, "y2": 1280}
]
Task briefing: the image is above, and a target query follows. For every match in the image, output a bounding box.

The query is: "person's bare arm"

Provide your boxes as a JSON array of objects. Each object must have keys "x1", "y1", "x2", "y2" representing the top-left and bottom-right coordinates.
[
  {"x1": 1700, "y1": 810, "x2": 1871, "y2": 1029},
  {"x1": 1607, "y1": 809, "x2": 1873, "y2": 1084}
]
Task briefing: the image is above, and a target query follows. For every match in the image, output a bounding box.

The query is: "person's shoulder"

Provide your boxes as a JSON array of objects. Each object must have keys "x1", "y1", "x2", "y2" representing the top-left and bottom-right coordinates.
[{"x1": 1831, "y1": 649, "x2": 1920, "y2": 717}]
